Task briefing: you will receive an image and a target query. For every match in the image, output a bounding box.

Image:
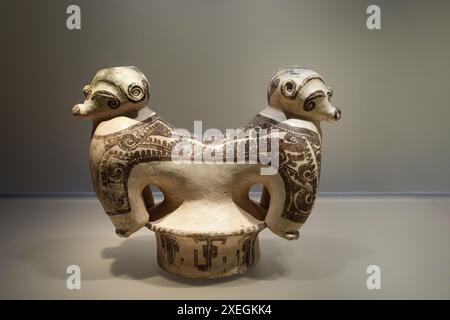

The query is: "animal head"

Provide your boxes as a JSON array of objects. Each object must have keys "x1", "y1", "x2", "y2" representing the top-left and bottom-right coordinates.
[
  {"x1": 267, "y1": 66, "x2": 341, "y2": 122},
  {"x1": 72, "y1": 66, "x2": 149, "y2": 120}
]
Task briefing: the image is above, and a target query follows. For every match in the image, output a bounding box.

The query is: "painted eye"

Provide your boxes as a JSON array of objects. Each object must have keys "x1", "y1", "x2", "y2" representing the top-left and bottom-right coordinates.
[
  {"x1": 304, "y1": 100, "x2": 316, "y2": 112},
  {"x1": 282, "y1": 80, "x2": 297, "y2": 98},
  {"x1": 107, "y1": 99, "x2": 120, "y2": 109}
]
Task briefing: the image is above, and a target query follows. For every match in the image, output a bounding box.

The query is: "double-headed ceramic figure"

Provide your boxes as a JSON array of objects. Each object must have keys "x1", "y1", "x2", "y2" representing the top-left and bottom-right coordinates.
[{"x1": 72, "y1": 66, "x2": 341, "y2": 278}]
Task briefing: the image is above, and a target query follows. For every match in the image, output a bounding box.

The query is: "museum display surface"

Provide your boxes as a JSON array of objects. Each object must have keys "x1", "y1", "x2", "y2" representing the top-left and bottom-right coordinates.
[{"x1": 72, "y1": 66, "x2": 341, "y2": 278}]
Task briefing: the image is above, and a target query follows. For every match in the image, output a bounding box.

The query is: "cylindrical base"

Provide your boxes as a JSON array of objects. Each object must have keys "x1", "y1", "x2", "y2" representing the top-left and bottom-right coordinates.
[{"x1": 155, "y1": 231, "x2": 261, "y2": 278}]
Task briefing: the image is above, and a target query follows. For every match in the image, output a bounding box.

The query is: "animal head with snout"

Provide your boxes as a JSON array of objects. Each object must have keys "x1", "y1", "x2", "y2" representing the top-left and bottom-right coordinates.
[
  {"x1": 267, "y1": 66, "x2": 342, "y2": 122},
  {"x1": 72, "y1": 66, "x2": 149, "y2": 120}
]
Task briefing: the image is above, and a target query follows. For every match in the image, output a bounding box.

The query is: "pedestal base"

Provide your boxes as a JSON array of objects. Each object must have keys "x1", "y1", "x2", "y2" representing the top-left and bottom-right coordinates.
[{"x1": 154, "y1": 229, "x2": 263, "y2": 278}]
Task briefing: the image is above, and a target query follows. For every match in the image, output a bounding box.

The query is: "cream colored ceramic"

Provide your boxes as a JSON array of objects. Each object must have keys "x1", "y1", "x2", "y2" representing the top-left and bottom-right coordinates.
[{"x1": 72, "y1": 66, "x2": 341, "y2": 278}]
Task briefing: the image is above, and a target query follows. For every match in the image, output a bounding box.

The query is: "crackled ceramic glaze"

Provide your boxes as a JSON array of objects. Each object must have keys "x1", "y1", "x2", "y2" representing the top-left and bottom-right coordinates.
[{"x1": 72, "y1": 66, "x2": 341, "y2": 278}]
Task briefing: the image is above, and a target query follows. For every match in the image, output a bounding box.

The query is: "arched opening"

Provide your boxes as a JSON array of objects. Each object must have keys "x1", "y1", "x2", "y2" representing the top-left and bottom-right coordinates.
[
  {"x1": 142, "y1": 181, "x2": 185, "y2": 222},
  {"x1": 248, "y1": 183, "x2": 270, "y2": 210},
  {"x1": 142, "y1": 185, "x2": 164, "y2": 210},
  {"x1": 232, "y1": 182, "x2": 269, "y2": 222}
]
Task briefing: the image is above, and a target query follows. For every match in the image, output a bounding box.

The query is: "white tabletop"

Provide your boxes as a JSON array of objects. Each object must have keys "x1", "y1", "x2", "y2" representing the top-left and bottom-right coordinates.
[{"x1": 0, "y1": 196, "x2": 449, "y2": 299}]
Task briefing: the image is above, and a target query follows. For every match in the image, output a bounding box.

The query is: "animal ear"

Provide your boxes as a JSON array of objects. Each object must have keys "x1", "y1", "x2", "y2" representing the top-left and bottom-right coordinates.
[
  {"x1": 127, "y1": 82, "x2": 146, "y2": 102},
  {"x1": 281, "y1": 80, "x2": 297, "y2": 99}
]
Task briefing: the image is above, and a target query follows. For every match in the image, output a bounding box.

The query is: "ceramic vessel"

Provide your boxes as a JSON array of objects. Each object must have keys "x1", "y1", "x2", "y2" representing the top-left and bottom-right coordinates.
[{"x1": 72, "y1": 66, "x2": 341, "y2": 278}]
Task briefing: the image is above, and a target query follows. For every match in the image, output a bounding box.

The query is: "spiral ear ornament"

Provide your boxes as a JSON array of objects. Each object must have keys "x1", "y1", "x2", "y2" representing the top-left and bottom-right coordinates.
[
  {"x1": 127, "y1": 83, "x2": 146, "y2": 102},
  {"x1": 281, "y1": 80, "x2": 297, "y2": 99}
]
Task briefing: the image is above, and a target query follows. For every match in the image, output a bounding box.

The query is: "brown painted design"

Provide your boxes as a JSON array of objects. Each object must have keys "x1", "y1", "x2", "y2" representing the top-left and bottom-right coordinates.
[
  {"x1": 245, "y1": 114, "x2": 321, "y2": 223},
  {"x1": 90, "y1": 114, "x2": 179, "y2": 215},
  {"x1": 158, "y1": 233, "x2": 180, "y2": 265},
  {"x1": 193, "y1": 237, "x2": 227, "y2": 272},
  {"x1": 91, "y1": 111, "x2": 320, "y2": 226},
  {"x1": 187, "y1": 233, "x2": 259, "y2": 273},
  {"x1": 240, "y1": 233, "x2": 259, "y2": 268}
]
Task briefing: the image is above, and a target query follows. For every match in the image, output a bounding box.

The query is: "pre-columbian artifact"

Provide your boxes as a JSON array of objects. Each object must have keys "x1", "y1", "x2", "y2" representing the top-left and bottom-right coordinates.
[{"x1": 72, "y1": 65, "x2": 341, "y2": 278}]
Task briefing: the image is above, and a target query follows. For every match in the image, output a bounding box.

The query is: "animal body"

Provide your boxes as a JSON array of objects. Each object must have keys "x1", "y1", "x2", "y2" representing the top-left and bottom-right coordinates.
[{"x1": 73, "y1": 66, "x2": 341, "y2": 240}]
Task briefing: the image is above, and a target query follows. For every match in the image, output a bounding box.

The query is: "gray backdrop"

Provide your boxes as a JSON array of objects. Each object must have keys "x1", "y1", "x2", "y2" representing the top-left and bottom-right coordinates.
[{"x1": 1, "y1": 0, "x2": 450, "y2": 194}]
